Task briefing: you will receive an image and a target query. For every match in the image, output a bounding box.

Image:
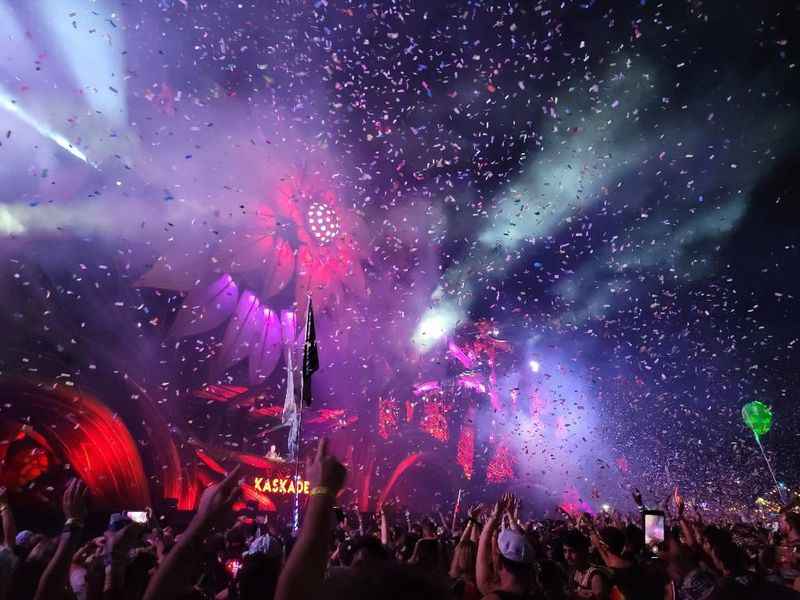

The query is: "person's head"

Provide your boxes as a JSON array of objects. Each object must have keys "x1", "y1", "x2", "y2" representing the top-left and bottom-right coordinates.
[
  {"x1": 781, "y1": 512, "x2": 800, "y2": 537},
  {"x1": 537, "y1": 559, "x2": 567, "y2": 597},
  {"x1": 449, "y1": 540, "x2": 477, "y2": 580},
  {"x1": 14, "y1": 530, "x2": 38, "y2": 552},
  {"x1": 666, "y1": 542, "x2": 699, "y2": 582},
  {"x1": 598, "y1": 526, "x2": 626, "y2": 557},
  {"x1": 203, "y1": 532, "x2": 226, "y2": 557},
  {"x1": 497, "y1": 529, "x2": 534, "y2": 588},
  {"x1": 394, "y1": 532, "x2": 418, "y2": 563},
  {"x1": 709, "y1": 539, "x2": 747, "y2": 576},
  {"x1": 125, "y1": 549, "x2": 158, "y2": 599},
  {"x1": 322, "y1": 561, "x2": 450, "y2": 600},
  {"x1": 350, "y1": 535, "x2": 390, "y2": 569},
  {"x1": 409, "y1": 538, "x2": 441, "y2": 571},
  {"x1": 421, "y1": 518, "x2": 437, "y2": 539},
  {"x1": 623, "y1": 523, "x2": 644, "y2": 557},
  {"x1": 225, "y1": 524, "x2": 247, "y2": 551},
  {"x1": 562, "y1": 530, "x2": 590, "y2": 568},
  {"x1": 236, "y1": 553, "x2": 281, "y2": 600}
]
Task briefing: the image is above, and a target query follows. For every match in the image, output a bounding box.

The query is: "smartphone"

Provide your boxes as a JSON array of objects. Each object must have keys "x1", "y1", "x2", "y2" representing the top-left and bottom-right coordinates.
[
  {"x1": 643, "y1": 510, "x2": 666, "y2": 548},
  {"x1": 125, "y1": 511, "x2": 149, "y2": 524}
]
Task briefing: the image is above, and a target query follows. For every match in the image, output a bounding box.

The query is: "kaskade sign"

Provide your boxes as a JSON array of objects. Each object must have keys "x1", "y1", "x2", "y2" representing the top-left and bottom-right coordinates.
[{"x1": 253, "y1": 476, "x2": 310, "y2": 495}]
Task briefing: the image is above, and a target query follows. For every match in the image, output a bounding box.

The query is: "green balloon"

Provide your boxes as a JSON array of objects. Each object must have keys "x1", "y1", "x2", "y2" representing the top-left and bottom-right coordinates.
[{"x1": 742, "y1": 401, "x2": 773, "y2": 437}]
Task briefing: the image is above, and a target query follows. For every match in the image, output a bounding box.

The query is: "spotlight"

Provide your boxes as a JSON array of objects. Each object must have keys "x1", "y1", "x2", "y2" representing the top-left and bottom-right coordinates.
[
  {"x1": 528, "y1": 360, "x2": 540, "y2": 373},
  {"x1": 412, "y1": 304, "x2": 461, "y2": 352}
]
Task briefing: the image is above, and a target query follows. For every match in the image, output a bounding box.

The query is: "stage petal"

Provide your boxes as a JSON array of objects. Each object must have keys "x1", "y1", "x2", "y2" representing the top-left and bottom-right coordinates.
[
  {"x1": 261, "y1": 237, "x2": 295, "y2": 298},
  {"x1": 220, "y1": 234, "x2": 279, "y2": 274},
  {"x1": 213, "y1": 290, "x2": 264, "y2": 376},
  {"x1": 136, "y1": 254, "x2": 213, "y2": 291},
  {"x1": 249, "y1": 308, "x2": 282, "y2": 384},
  {"x1": 169, "y1": 274, "x2": 239, "y2": 338},
  {"x1": 280, "y1": 309, "x2": 298, "y2": 346}
]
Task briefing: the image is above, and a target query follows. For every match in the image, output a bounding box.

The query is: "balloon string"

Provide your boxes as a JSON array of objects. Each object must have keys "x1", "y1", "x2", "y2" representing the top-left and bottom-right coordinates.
[{"x1": 755, "y1": 433, "x2": 786, "y2": 504}]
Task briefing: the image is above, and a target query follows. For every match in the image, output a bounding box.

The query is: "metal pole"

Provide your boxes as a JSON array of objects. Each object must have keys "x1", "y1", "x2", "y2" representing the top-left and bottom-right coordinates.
[{"x1": 292, "y1": 374, "x2": 304, "y2": 535}]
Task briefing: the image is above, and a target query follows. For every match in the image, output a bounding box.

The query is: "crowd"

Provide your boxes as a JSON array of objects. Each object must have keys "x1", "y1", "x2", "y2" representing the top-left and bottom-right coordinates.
[{"x1": 1, "y1": 439, "x2": 800, "y2": 600}]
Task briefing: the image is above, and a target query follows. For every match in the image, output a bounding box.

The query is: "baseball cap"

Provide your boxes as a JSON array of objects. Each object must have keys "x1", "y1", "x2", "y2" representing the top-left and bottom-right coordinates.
[
  {"x1": 15, "y1": 530, "x2": 34, "y2": 547},
  {"x1": 498, "y1": 528, "x2": 534, "y2": 564}
]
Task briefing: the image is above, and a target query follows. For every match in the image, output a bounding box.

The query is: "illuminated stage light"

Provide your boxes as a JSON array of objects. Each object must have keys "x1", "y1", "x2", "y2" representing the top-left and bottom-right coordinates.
[
  {"x1": 0, "y1": 90, "x2": 92, "y2": 165},
  {"x1": 306, "y1": 201, "x2": 340, "y2": 245},
  {"x1": 412, "y1": 306, "x2": 460, "y2": 351},
  {"x1": 529, "y1": 360, "x2": 541, "y2": 373}
]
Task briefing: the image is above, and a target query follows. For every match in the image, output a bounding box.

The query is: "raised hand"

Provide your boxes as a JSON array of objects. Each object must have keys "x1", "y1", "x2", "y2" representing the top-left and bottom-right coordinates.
[
  {"x1": 674, "y1": 486, "x2": 685, "y2": 517},
  {"x1": 468, "y1": 503, "x2": 484, "y2": 520},
  {"x1": 195, "y1": 465, "x2": 242, "y2": 528},
  {"x1": 105, "y1": 522, "x2": 145, "y2": 562},
  {"x1": 632, "y1": 488, "x2": 643, "y2": 508},
  {"x1": 306, "y1": 438, "x2": 347, "y2": 496},
  {"x1": 490, "y1": 494, "x2": 511, "y2": 522},
  {"x1": 63, "y1": 478, "x2": 88, "y2": 522}
]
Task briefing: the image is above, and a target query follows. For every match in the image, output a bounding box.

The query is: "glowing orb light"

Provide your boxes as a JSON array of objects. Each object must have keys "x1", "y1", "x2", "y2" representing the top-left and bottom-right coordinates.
[
  {"x1": 306, "y1": 201, "x2": 340, "y2": 245},
  {"x1": 529, "y1": 360, "x2": 541, "y2": 373},
  {"x1": 412, "y1": 304, "x2": 461, "y2": 352}
]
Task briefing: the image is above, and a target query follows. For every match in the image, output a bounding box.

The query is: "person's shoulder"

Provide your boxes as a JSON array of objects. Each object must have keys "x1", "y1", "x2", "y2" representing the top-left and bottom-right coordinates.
[{"x1": 587, "y1": 564, "x2": 612, "y2": 580}]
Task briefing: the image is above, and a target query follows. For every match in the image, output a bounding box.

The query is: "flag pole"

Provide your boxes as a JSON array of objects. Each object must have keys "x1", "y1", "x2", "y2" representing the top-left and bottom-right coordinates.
[
  {"x1": 292, "y1": 376, "x2": 304, "y2": 535},
  {"x1": 292, "y1": 296, "x2": 317, "y2": 535}
]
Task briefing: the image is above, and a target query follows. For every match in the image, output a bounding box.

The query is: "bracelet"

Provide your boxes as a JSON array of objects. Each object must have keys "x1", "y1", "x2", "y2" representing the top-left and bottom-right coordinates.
[{"x1": 310, "y1": 486, "x2": 332, "y2": 498}]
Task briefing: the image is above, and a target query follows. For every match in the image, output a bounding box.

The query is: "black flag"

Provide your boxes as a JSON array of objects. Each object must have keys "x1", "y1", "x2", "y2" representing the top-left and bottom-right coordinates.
[{"x1": 301, "y1": 297, "x2": 319, "y2": 406}]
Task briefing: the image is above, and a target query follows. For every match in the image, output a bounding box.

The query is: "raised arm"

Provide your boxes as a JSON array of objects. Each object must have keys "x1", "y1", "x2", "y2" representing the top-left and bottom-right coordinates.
[
  {"x1": 673, "y1": 487, "x2": 698, "y2": 548},
  {"x1": 275, "y1": 438, "x2": 347, "y2": 600},
  {"x1": 355, "y1": 505, "x2": 365, "y2": 536},
  {"x1": 143, "y1": 465, "x2": 242, "y2": 600},
  {"x1": 0, "y1": 486, "x2": 16, "y2": 549},
  {"x1": 459, "y1": 504, "x2": 483, "y2": 544},
  {"x1": 380, "y1": 506, "x2": 391, "y2": 547},
  {"x1": 477, "y1": 496, "x2": 506, "y2": 595},
  {"x1": 34, "y1": 479, "x2": 88, "y2": 600}
]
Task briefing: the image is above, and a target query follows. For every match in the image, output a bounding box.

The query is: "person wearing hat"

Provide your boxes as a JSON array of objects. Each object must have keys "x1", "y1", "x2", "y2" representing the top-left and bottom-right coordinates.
[{"x1": 477, "y1": 495, "x2": 536, "y2": 600}]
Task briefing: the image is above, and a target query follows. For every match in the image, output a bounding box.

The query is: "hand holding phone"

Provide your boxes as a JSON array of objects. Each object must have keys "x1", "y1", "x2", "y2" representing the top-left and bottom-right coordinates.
[
  {"x1": 643, "y1": 510, "x2": 666, "y2": 549},
  {"x1": 125, "y1": 511, "x2": 149, "y2": 524}
]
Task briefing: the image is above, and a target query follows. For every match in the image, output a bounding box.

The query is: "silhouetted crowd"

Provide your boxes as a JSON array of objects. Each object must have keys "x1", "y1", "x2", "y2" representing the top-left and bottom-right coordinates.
[{"x1": 2, "y1": 439, "x2": 800, "y2": 600}]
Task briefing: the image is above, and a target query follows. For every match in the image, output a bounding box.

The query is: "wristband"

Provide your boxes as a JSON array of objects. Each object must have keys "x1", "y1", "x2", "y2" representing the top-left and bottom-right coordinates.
[
  {"x1": 0, "y1": 504, "x2": 8, "y2": 514},
  {"x1": 310, "y1": 486, "x2": 332, "y2": 498}
]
